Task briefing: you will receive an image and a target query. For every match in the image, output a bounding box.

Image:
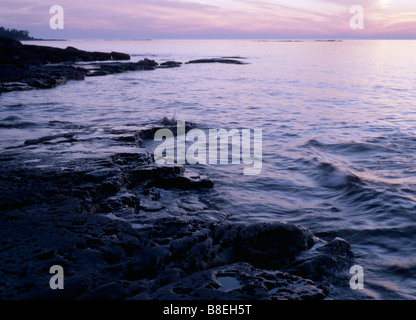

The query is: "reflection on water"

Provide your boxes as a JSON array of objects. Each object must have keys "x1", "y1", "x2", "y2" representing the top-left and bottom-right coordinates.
[{"x1": 1, "y1": 39, "x2": 416, "y2": 299}]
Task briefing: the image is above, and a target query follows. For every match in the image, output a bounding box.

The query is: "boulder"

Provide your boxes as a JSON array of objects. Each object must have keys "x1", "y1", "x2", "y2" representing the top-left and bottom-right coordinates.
[{"x1": 111, "y1": 51, "x2": 130, "y2": 60}]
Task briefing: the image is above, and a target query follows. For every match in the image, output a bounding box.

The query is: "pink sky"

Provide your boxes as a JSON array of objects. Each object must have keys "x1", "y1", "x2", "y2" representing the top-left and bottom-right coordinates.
[{"x1": 1, "y1": 0, "x2": 415, "y2": 39}]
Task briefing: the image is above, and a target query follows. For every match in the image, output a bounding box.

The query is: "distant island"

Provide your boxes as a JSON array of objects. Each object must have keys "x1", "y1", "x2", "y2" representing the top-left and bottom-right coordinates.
[{"x1": 0, "y1": 26, "x2": 37, "y2": 40}]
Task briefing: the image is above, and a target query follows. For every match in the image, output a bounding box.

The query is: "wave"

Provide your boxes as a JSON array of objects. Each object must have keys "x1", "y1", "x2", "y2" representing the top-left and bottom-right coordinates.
[{"x1": 302, "y1": 138, "x2": 396, "y2": 155}]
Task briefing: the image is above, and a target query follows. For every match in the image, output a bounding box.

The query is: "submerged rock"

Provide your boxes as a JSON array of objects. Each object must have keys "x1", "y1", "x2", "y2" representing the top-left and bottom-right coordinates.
[
  {"x1": 87, "y1": 59, "x2": 158, "y2": 77},
  {"x1": 158, "y1": 61, "x2": 182, "y2": 68}
]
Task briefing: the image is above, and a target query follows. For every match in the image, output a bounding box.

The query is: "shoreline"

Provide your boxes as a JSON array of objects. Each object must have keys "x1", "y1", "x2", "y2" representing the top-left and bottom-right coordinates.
[
  {"x1": 0, "y1": 118, "x2": 355, "y2": 300},
  {"x1": 0, "y1": 39, "x2": 357, "y2": 300},
  {"x1": 0, "y1": 38, "x2": 245, "y2": 94}
]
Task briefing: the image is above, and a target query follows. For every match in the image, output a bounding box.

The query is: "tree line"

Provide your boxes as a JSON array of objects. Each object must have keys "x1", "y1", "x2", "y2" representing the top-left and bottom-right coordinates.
[{"x1": 0, "y1": 26, "x2": 35, "y2": 40}]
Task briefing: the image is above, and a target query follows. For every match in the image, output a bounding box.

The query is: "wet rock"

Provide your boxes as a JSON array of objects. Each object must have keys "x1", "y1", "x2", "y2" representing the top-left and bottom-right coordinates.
[
  {"x1": 140, "y1": 200, "x2": 165, "y2": 212},
  {"x1": 138, "y1": 58, "x2": 158, "y2": 68},
  {"x1": 233, "y1": 223, "x2": 316, "y2": 268},
  {"x1": 111, "y1": 152, "x2": 152, "y2": 167},
  {"x1": 0, "y1": 38, "x2": 153, "y2": 93},
  {"x1": 87, "y1": 60, "x2": 158, "y2": 77},
  {"x1": 155, "y1": 174, "x2": 214, "y2": 190},
  {"x1": 132, "y1": 262, "x2": 325, "y2": 300},
  {"x1": 185, "y1": 58, "x2": 247, "y2": 65},
  {"x1": 111, "y1": 51, "x2": 130, "y2": 60},
  {"x1": 143, "y1": 186, "x2": 161, "y2": 201},
  {"x1": 99, "y1": 193, "x2": 140, "y2": 213},
  {"x1": 0, "y1": 121, "x2": 354, "y2": 300},
  {"x1": 158, "y1": 61, "x2": 182, "y2": 68},
  {"x1": 221, "y1": 56, "x2": 247, "y2": 59},
  {"x1": 97, "y1": 178, "x2": 123, "y2": 196},
  {"x1": 127, "y1": 164, "x2": 213, "y2": 190},
  {"x1": 127, "y1": 164, "x2": 184, "y2": 185},
  {"x1": 282, "y1": 237, "x2": 354, "y2": 281},
  {"x1": 84, "y1": 168, "x2": 121, "y2": 182}
]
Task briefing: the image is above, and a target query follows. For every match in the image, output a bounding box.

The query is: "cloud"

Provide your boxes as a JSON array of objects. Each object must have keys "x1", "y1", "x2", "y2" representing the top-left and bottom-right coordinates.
[{"x1": 0, "y1": 0, "x2": 415, "y2": 38}]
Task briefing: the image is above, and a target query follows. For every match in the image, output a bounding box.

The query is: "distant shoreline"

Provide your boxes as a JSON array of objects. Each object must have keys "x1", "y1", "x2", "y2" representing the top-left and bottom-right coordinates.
[{"x1": 24, "y1": 39, "x2": 68, "y2": 41}]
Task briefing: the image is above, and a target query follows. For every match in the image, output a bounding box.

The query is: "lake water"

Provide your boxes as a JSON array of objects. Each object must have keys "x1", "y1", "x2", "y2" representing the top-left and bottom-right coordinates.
[{"x1": 1, "y1": 39, "x2": 416, "y2": 299}]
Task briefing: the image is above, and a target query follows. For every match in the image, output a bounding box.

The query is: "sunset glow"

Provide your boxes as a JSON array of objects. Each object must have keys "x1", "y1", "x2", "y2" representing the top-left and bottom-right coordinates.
[{"x1": 0, "y1": 0, "x2": 415, "y2": 39}]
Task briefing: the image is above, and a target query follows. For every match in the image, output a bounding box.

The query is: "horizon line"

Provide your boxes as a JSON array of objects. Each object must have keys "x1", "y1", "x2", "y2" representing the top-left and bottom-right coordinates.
[{"x1": 22, "y1": 37, "x2": 416, "y2": 41}]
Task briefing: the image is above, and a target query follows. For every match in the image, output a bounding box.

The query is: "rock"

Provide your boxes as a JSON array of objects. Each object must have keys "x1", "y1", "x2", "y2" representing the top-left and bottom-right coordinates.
[
  {"x1": 0, "y1": 121, "x2": 354, "y2": 300},
  {"x1": 221, "y1": 56, "x2": 247, "y2": 59},
  {"x1": 79, "y1": 281, "x2": 127, "y2": 300},
  {"x1": 127, "y1": 163, "x2": 213, "y2": 190},
  {"x1": 138, "y1": 58, "x2": 158, "y2": 68},
  {"x1": 64, "y1": 46, "x2": 81, "y2": 53},
  {"x1": 233, "y1": 223, "x2": 316, "y2": 268},
  {"x1": 111, "y1": 51, "x2": 131, "y2": 60},
  {"x1": 282, "y1": 237, "x2": 354, "y2": 281},
  {"x1": 132, "y1": 262, "x2": 325, "y2": 300},
  {"x1": 0, "y1": 38, "x2": 143, "y2": 93},
  {"x1": 99, "y1": 193, "x2": 140, "y2": 213},
  {"x1": 84, "y1": 168, "x2": 121, "y2": 182},
  {"x1": 127, "y1": 164, "x2": 184, "y2": 185},
  {"x1": 140, "y1": 200, "x2": 165, "y2": 212},
  {"x1": 86, "y1": 60, "x2": 158, "y2": 77},
  {"x1": 185, "y1": 58, "x2": 247, "y2": 65},
  {"x1": 155, "y1": 174, "x2": 214, "y2": 190},
  {"x1": 158, "y1": 61, "x2": 182, "y2": 68}
]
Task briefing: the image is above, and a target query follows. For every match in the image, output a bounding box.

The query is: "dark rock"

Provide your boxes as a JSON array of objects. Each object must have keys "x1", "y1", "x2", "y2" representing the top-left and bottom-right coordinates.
[
  {"x1": 84, "y1": 168, "x2": 121, "y2": 182},
  {"x1": 138, "y1": 58, "x2": 158, "y2": 68},
  {"x1": 0, "y1": 38, "x2": 145, "y2": 93},
  {"x1": 128, "y1": 164, "x2": 184, "y2": 185},
  {"x1": 111, "y1": 51, "x2": 131, "y2": 60},
  {"x1": 158, "y1": 61, "x2": 182, "y2": 68},
  {"x1": 86, "y1": 60, "x2": 158, "y2": 77},
  {"x1": 155, "y1": 174, "x2": 214, "y2": 190},
  {"x1": 0, "y1": 122, "x2": 354, "y2": 300},
  {"x1": 127, "y1": 164, "x2": 213, "y2": 190},
  {"x1": 221, "y1": 56, "x2": 247, "y2": 59},
  {"x1": 140, "y1": 200, "x2": 165, "y2": 212},
  {"x1": 282, "y1": 237, "x2": 354, "y2": 281},
  {"x1": 79, "y1": 281, "x2": 127, "y2": 300},
  {"x1": 186, "y1": 58, "x2": 247, "y2": 65},
  {"x1": 233, "y1": 223, "x2": 316, "y2": 268}
]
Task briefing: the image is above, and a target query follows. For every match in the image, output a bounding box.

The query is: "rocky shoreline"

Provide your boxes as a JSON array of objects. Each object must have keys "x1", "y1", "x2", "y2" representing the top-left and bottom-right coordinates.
[
  {"x1": 0, "y1": 38, "x2": 245, "y2": 94},
  {"x1": 0, "y1": 118, "x2": 355, "y2": 300},
  {"x1": 0, "y1": 39, "x2": 355, "y2": 300}
]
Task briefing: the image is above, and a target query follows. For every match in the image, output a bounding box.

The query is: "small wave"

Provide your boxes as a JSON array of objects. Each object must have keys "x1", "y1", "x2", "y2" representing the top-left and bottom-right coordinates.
[
  {"x1": 318, "y1": 162, "x2": 362, "y2": 189},
  {"x1": 302, "y1": 138, "x2": 396, "y2": 155},
  {"x1": 24, "y1": 132, "x2": 77, "y2": 146},
  {"x1": 48, "y1": 121, "x2": 85, "y2": 130},
  {"x1": 301, "y1": 158, "x2": 363, "y2": 190}
]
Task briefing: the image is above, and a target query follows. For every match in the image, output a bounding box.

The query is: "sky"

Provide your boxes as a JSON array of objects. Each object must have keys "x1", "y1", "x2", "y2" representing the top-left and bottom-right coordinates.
[{"x1": 0, "y1": 0, "x2": 415, "y2": 39}]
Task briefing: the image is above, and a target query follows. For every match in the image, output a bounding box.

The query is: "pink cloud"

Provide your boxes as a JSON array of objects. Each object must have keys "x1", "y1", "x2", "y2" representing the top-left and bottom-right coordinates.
[{"x1": 0, "y1": 0, "x2": 415, "y2": 39}]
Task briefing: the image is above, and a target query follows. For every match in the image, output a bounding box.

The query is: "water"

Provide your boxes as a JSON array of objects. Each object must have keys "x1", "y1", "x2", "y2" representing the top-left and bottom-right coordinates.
[{"x1": 1, "y1": 39, "x2": 416, "y2": 299}]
